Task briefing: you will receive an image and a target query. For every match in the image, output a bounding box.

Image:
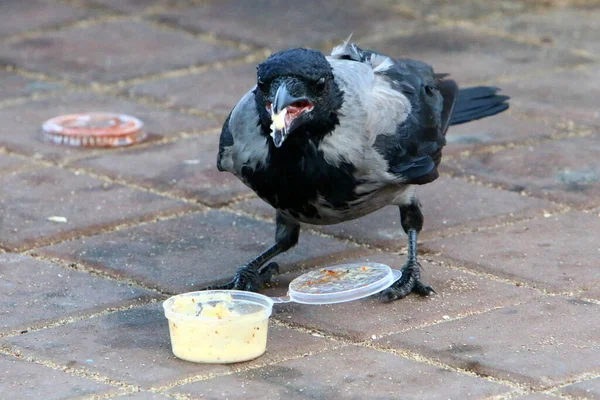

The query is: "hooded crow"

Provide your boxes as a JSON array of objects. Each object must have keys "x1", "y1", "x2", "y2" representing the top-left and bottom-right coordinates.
[{"x1": 213, "y1": 38, "x2": 509, "y2": 300}]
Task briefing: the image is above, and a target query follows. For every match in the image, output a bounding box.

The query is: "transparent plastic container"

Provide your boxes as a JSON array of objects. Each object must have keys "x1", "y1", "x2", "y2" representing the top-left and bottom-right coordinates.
[
  {"x1": 163, "y1": 290, "x2": 273, "y2": 364},
  {"x1": 40, "y1": 112, "x2": 145, "y2": 148},
  {"x1": 274, "y1": 262, "x2": 402, "y2": 304}
]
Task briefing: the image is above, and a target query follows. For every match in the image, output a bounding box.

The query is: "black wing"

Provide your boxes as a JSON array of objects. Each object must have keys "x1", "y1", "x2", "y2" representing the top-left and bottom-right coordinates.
[
  {"x1": 371, "y1": 56, "x2": 458, "y2": 185},
  {"x1": 216, "y1": 112, "x2": 233, "y2": 172}
]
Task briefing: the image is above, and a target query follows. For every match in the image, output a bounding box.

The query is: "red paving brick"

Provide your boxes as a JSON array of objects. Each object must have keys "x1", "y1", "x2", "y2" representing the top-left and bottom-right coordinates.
[
  {"x1": 263, "y1": 252, "x2": 537, "y2": 341},
  {"x1": 38, "y1": 210, "x2": 363, "y2": 293},
  {"x1": 169, "y1": 345, "x2": 512, "y2": 400},
  {"x1": 1, "y1": 303, "x2": 333, "y2": 388},
  {"x1": 0, "y1": 70, "x2": 62, "y2": 99},
  {"x1": 2, "y1": 0, "x2": 599, "y2": 398},
  {"x1": 0, "y1": 354, "x2": 122, "y2": 399},
  {"x1": 447, "y1": 136, "x2": 600, "y2": 208},
  {"x1": 153, "y1": 0, "x2": 419, "y2": 51},
  {"x1": 0, "y1": 152, "x2": 31, "y2": 175},
  {"x1": 379, "y1": 296, "x2": 600, "y2": 389},
  {"x1": 72, "y1": 134, "x2": 250, "y2": 206},
  {"x1": 124, "y1": 62, "x2": 257, "y2": 116},
  {"x1": 424, "y1": 211, "x2": 600, "y2": 293},
  {"x1": 234, "y1": 175, "x2": 558, "y2": 248},
  {"x1": 501, "y1": 67, "x2": 600, "y2": 127},
  {"x1": 0, "y1": 253, "x2": 157, "y2": 336},
  {"x1": 0, "y1": 91, "x2": 216, "y2": 162},
  {"x1": 361, "y1": 26, "x2": 592, "y2": 84},
  {"x1": 488, "y1": 7, "x2": 600, "y2": 54},
  {"x1": 0, "y1": 19, "x2": 245, "y2": 84},
  {"x1": 0, "y1": 0, "x2": 99, "y2": 38},
  {"x1": 560, "y1": 377, "x2": 600, "y2": 399},
  {"x1": 0, "y1": 166, "x2": 195, "y2": 251},
  {"x1": 444, "y1": 110, "x2": 561, "y2": 157}
]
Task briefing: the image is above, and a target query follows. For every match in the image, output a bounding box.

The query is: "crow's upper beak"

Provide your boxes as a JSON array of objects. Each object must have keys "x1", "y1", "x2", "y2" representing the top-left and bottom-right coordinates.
[{"x1": 269, "y1": 84, "x2": 310, "y2": 148}]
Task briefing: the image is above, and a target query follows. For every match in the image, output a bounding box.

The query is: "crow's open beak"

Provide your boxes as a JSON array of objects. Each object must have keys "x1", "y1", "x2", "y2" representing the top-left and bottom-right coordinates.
[{"x1": 269, "y1": 84, "x2": 313, "y2": 148}]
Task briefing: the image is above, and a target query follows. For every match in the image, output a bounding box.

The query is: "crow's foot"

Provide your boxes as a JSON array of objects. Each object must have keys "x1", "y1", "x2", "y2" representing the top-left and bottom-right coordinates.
[
  {"x1": 379, "y1": 260, "x2": 435, "y2": 301},
  {"x1": 204, "y1": 262, "x2": 280, "y2": 292}
]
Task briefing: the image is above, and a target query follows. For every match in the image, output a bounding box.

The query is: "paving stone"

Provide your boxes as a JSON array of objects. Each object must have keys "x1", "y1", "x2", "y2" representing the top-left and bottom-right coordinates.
[
  {"x1": 0, "y1": 354, "x2": 121, "y2": 399},
  {"x1": 501, "y1": 67, "x2": 600, "y2": 127},
  {"x1": 124, "y1": 62, "x2": 256, "y2": 116},
  {"x1": 380, "y1": 296, "x2": 600, "y2": 389},
  {"x1": 447, "y1": 136, "x2": 600, "y2": 208},
  {"x1": 72, "y1": 134, "x2": 249, "y2": 207},
  {"x1": 0, "y1": 253, "x2": 157, "y2": 335},
  {"x1": 263, "y1": 252, "x2": 537, "y2": 341},
  {"x1": 0, "y1": 166, "x2": 194, "y2": 250},
  {"x1": 233, "y1": 176, "x2": 557, "y2": 249},
  {"x1": 2, "y1": 303, "x2": 333, "y2": 388},
  {"x1": 560, "y1": 377, "x2": 600, "y2": 399},
  {"x1": 154, "y1": 0, "x2": 419, "y2": 51},
  {"x1": 425, "y1": 211, "x2": 600, "y2": 293},
  {"x1": 0, "y1": 19, "x2": 244, "y2": 84},
  {"x1": 488, "y1": 8, "x2": 600, "y2": 54},
  {"x1": 109, "y1": 392, "x2": 172, "y2": 400},
  {"x1": 0, "y1": 0, "x2": 98, "y2": 38},
  {"x1": 169, "y1": 345, "x2": 511, "y2": 399},
  {"x1": 444, "y1": 110, "x2": 561, "y2": 157},
  {"x1": 84, "y1": 0, "x2": 169, "y2": 13},
  {"x1": 38, "y1": 210, "x2": 363, "y2": 293},
  {"x1": 381, "y1": 0, "x2": 547, "y2": 20},
  {"x1": 509, "y1": 394, "x2": 558, "y2": 400},
  {"x1": 362, "y1": 26, "x2": 591, "y2": 84},
  {"x1": 0, "y1": 152, "x2": 31, "y2": 175},
  {"x1": 0, "y1": 92, "x2": 215, "y2": 162},
  {"x1": 0, "y1": 70, "x2": 62, "y2": 99}
]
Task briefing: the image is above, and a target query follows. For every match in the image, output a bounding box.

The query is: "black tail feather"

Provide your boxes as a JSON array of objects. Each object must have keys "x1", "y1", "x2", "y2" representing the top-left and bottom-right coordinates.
[{"x1": 450, "y1": 86, "x2": 509, "y2": 126}]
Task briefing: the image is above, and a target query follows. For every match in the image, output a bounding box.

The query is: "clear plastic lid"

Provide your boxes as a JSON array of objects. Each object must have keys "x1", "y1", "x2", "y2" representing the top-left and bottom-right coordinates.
[{"x1": 273, "y1": 262, "x2": 401, "y2": 305}]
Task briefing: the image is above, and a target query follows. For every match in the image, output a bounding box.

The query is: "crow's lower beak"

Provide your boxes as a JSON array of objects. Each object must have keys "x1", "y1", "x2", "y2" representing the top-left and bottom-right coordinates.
[{"x1": 269, "y1": 84, "x2": 306, "y2": 148}]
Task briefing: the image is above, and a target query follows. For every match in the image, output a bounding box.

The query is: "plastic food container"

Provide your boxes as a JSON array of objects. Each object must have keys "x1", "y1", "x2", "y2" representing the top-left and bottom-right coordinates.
[
  {"x1": 163, "y1": 290, "x2": 273, "y2": 364},
  {"x1": 163, "y1": 263, "x2": 401, "y2": 364},
  {"x1": 40, "y1": 112, "x2": 145, "y2": 147}
]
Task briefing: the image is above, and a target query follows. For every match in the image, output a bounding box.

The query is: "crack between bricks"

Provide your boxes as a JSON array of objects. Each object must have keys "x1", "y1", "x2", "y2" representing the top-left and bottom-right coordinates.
[
  {"x1": 149, "y1": 343, "x2": 347, "y2": 392},
  {"x1": 0, "y1": 298, "x2": 161, "y2": 340},
  {"x1": 0, "y1": 336, "x2": 143, "y2": 391}
]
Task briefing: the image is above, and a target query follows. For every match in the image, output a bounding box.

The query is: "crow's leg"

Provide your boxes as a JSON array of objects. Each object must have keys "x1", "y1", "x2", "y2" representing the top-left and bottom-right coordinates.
[
  {"x1": 205, "y1": 212, "x2": 300, "y2": 292},
  {"x1": 380, "y1": 196, "x2": 435, "y2": 301}
]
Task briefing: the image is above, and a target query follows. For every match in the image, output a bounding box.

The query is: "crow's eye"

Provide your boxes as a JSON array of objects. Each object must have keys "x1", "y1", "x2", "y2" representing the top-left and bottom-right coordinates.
[
  {"x1": 257, "y1": 77, "x2": 267, "y2": 92},
  {"x1": 314, "y1": 77, "x2": 326, "y2": 92}
]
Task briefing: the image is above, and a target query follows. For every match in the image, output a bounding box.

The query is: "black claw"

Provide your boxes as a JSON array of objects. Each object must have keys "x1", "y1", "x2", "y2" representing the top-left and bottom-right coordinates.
[
  {"x1": 202, "y1": 263, "x2": 280, "y2": 293},
  {"x1": 379, "y1": 260, "x2": 434, "y2": 301}
]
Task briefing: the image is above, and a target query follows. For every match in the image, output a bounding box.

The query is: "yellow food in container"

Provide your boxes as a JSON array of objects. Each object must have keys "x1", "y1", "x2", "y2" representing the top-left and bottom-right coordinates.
[{"x1": 163, "y1": 290, "x2": 273, "y2": 364}]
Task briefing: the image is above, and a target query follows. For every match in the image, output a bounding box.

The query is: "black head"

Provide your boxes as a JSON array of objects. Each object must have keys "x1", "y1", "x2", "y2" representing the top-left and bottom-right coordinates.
[{"x1": 255, "y1": 48, "x2": 343, "y2": 148}]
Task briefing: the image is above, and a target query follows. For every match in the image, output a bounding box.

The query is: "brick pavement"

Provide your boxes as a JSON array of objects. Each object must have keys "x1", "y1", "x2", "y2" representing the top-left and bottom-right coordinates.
[{"x1": 1, "y1": 1, "x2": 599, "y2": 399}]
